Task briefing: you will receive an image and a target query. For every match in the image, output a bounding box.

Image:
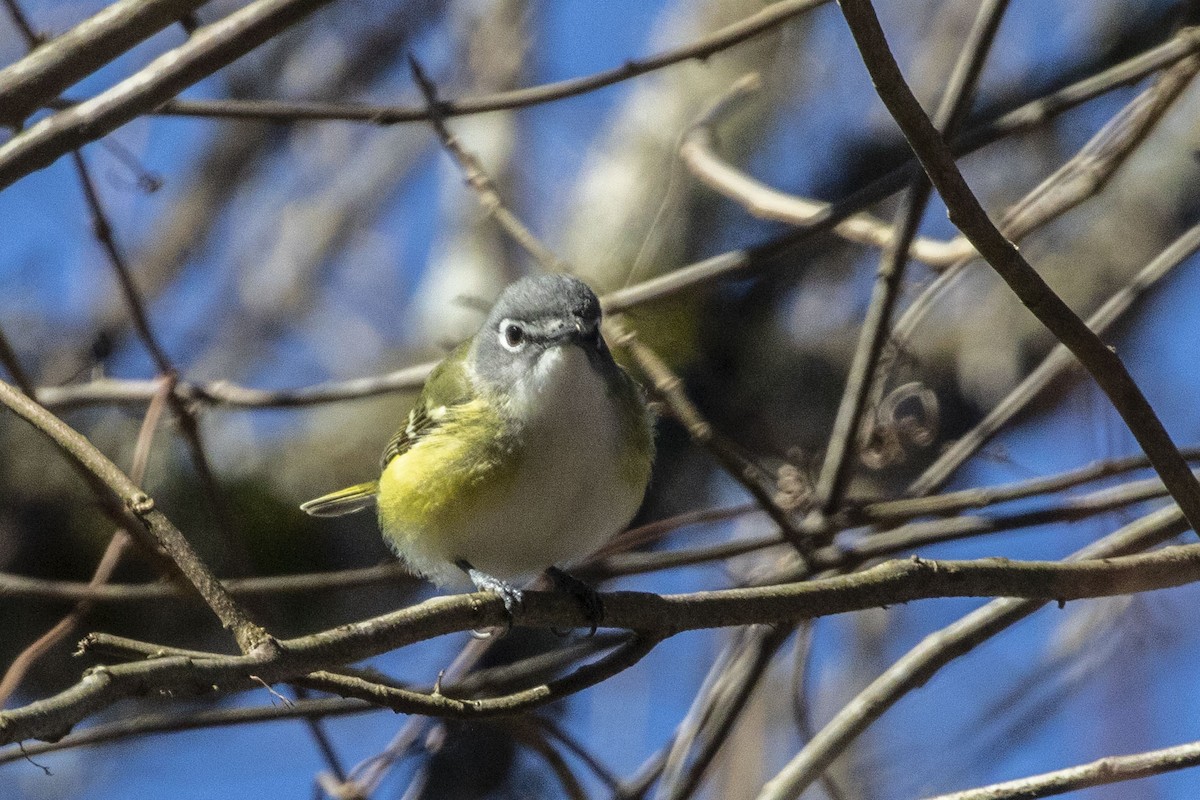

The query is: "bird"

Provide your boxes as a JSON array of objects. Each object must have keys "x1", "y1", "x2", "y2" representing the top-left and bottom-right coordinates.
[{"x1": 301, "y1": 274, "x2": 655, "y2": 621}]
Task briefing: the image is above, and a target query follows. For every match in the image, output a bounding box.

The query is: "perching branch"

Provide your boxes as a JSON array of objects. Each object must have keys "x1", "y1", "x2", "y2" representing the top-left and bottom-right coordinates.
[{"x1": 6, "y1": 538, "x2": 1200, "y2": 745}]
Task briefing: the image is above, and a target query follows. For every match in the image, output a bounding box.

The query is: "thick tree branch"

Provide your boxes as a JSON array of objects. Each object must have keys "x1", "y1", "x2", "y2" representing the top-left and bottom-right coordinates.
[
  {"x1": 0, "y1": 0, "x2": 212, "y2": 127},
  {"x1": 0, "y1": 0, "x2": 339, "y2": 190},
  {"x1": 5, "y1": 539, "x2": 1200, "y2": 744}
]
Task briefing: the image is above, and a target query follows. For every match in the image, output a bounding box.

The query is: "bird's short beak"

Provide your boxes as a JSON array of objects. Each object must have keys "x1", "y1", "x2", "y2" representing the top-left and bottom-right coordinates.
[{"x1": 547, "y1": 316, "x2": 597, "y2": 346}]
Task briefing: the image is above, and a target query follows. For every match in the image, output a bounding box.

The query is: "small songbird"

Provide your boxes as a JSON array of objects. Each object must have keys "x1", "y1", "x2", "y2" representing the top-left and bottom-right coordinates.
[{"x1": 301, "y1": 274, "x2": 655, "y2": 617}]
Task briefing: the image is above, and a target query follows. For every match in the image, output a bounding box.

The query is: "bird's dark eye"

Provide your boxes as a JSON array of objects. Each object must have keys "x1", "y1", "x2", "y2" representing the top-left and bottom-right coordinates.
[{"x1": 500, "y1": 321, "x2": 525, "y2": 351}]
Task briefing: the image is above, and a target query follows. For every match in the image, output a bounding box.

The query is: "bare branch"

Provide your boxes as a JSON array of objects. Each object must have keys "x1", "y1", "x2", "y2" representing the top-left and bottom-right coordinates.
[
  {"x1": 754, "y1": 501, "x2": 1190, "y2": 800},
  {"x1": 40, "y1": 0, "x2": 831, "y2": 126},
  {"x1": 682, "y1": 73, "x2": 973, "y2": 267},
  {"x1": 0, "y1": 0, "x2": 340, "y2": 190},
  {"x1": 924, "y1": 738, "x2": 1200, "y2": 800},
  {"x1": 834, "y1": 0, "x2": 1200, "y2": 535},
  {"x1": 0, "y1": 379, "x2": 269, "y2": 652},
  {"x1": 0, "y1": 0, "x2": 211, "y2": 126}
]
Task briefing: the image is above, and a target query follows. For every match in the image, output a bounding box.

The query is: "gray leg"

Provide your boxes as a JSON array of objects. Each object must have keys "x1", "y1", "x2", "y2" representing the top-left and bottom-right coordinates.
[{"x1": 457, "y1": 560, "x2": 524, "y2": 617}]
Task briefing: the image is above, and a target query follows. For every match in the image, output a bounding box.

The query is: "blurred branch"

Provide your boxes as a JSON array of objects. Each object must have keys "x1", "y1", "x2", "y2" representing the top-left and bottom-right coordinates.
[
  {"x1": 0, "y1": 561, "x2": 414, "y2": 604},
  {"x1": 511, "y1": 720, "x2": 589, "y2": 800},
  {"x1": 604, "y1": 25, "x2": 1200, "y2": 314},
  {"x1": 70, "y1": 146, "x2": 246, "y2": 568},
  {"x1": 609, "y1": 320, "x2": 807, "y2": 552},
  {"x1": 0, "y1": 323, "x2": 33, "y2": 396},
  {"x1": 408, "y1": 56, "x2": 567, "y2": 273},
  {"x1": 23, "y1": 37, "x2": 1200, "y2": 417},
  {"x1": 681, "y1": 73, "x2": 973, "y2": 267},
  {"x1": 7, "y1": 537, "x2": 1200, "y2": 744},
  {"x1": 654, "y1": 625, "x2": 792, "y2": 800},
  {"x1": 923, "y1": 738, "x2": 1200, "y2": 800},
  {"x1": 0, "y1": 697, "x2": 375, "y2": 767},
  {"x1": 890, "y1": 50, "x2": 1200, "y2": 357},
  {"x1": 0, "y1": 378, "x2": 169, "y2": 705},
  {"x1": 754, "y1": 502, "x2": 1191, "y2": 800},
  {"x1": 814, "y1": 0, "x2": 1010, "y2": 517},
  {"x1": 0, "y1": 0, "x2": 211, "y2": 127},
  {"x1": 42, "y1": 0, "x2": 831, "y2": 126},
  {"x1": 537, "y1": 717, "x2": 624, "y2": 793},
  {"x1": 0, "y1": 379, "x2": 269, "y2": 653},
  {"x1": 908, "y1": 219, "x2": 1200, "y2": 496},
  {"x1": 34, "y1": 364, "x2": 435, "y2": 411},
  {"x1": 834, "y1": 0, "x2": 1200, "y2": 535},
  {"x1": 0, "y1": 0, "x2": 340, "y2": 190}
]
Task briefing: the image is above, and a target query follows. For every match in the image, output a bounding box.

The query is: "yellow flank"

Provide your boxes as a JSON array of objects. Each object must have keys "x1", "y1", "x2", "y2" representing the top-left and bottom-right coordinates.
[{"x1": 376, "y1": 398, "x2": 521, "y2": 555}]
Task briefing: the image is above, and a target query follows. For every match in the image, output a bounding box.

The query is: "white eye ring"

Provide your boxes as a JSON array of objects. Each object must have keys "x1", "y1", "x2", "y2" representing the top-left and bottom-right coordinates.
[{"x1": 499, "y1": 319, "x2": 526, "y2": 352}]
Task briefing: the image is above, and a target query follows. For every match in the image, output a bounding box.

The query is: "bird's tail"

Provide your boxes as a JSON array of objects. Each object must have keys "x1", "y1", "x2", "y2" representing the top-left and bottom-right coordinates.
[{"x1": 300, "y1": 481, "x2": 379, "y2": 517}]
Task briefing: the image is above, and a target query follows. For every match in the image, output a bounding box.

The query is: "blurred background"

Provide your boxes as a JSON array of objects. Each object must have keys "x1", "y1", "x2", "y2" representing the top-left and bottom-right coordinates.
[{"x1": 3, "y1": 0, "x2": 1200, "y2": 798}]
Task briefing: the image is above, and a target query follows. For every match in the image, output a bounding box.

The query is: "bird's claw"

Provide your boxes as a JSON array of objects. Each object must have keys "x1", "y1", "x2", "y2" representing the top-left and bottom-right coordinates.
[
  {"x1": 546, "y1": 566, "x2": 604, "y2": 637},
  {"x1": 458, "y1": 560, "x2": 524, "y2": 635}
]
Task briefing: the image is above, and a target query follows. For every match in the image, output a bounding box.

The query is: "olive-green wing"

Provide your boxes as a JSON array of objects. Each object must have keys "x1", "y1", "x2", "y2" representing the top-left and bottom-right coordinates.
[{"x1": 380, "y1": 340, "x2": 475, "y2": 468}]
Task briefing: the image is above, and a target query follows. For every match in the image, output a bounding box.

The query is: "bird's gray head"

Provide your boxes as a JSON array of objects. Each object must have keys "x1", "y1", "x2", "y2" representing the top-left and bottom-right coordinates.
[{"x1": 470, "y1": 274, "x2": 611, "y2": 394}]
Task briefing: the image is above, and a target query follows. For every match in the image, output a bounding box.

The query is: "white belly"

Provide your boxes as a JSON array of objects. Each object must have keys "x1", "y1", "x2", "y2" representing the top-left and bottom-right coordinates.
[{"x1": 406, "y1": 346, "x2": 643, "y2": 586}]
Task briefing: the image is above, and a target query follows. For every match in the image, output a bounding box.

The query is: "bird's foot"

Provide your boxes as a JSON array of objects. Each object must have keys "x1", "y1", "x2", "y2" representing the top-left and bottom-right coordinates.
[
  {"x1": 458, "y1": 560, "x2": 523, "y2": 636},
  {"x1": 546, "y1": 566, "x2": 604, "y2": 637}
]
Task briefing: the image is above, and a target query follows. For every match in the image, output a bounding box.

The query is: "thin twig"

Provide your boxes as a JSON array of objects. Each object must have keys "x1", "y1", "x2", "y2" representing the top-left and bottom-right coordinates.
[
  {"x1": 407, "y1": 56, "x2": 567, "y2": 273},
  {"x1": 0, "y1": 698, "x2": 374, "y2": 766},
  {"x1": 608, "y1": 319, "x2": 808, "y2": 553},
  {"x1": 834, "y1": 0, "x2": 1200, "y2": 535},
  {"x1": 40, "y1": 0, "x2": 832, "y2": 127},
  {"x1": 922, "y1": 737, "x2": 1200, "y2": 800},
  {"x1": 814, "y1": 0, "x2": 1011, "y2": 517},
  {"x1": 753, "y1": 503, "x2": 1190, "y2": 800},
  {"x1": 0, "y1": 378, "x2": 269, "y2": 653}
]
